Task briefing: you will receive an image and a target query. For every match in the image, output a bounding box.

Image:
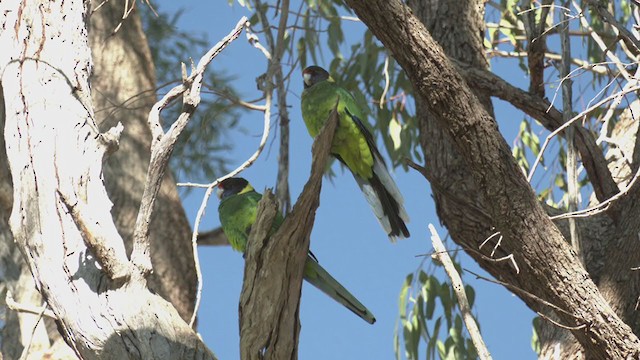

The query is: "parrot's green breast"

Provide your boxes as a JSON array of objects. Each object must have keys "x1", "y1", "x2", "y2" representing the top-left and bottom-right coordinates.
[
  {"x1": 301, "y1": 81, "x2": 375, "y2": 179},
  {"x1": 218, "y1": 190, "x2": 282, "y2": 252}
]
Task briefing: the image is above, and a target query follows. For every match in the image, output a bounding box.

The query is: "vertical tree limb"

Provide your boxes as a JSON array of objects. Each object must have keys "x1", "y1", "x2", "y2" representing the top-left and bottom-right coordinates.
[
  {"x1": 559, "y1": 0, "x2": 583, "y2": 264},
  {"x1": 239, "y1": 105, "x2": 339, "y2": 360},
  {"x1": 429, "y1": 224, "x2": 492, "y2": 360}
]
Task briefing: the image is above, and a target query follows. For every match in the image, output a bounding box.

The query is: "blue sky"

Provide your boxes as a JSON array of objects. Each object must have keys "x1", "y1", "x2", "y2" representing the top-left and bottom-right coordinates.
[{"x1": 155, "y1": 1, "x2": 537, "y2": 359}]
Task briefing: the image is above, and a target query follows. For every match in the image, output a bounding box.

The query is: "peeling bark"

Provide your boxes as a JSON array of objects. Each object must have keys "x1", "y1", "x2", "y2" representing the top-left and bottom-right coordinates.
[
  {"x1": 0, "y1": 1, "x2": 213, "y2": 358},
  {"x1": 89, "y1": 1, "x2": 197, "y2": 321}
]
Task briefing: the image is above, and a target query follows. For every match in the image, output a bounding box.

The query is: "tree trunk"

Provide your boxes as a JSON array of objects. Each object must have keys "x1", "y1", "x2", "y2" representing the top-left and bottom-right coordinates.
[
  {"x1": 345, "y1": 0, "x2": 640, "y2": 358},
  {"x1": 0, "y1": 1, "x2": 212, "y2": 358},
  {"x1": 89, "y1": 0, "x2": 197, "y2": 322}
]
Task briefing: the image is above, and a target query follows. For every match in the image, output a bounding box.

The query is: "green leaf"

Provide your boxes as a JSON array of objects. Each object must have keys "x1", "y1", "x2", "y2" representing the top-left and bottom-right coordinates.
[
  {"x1": 389, "y1": 115, "x2": 402, "y2": 150},
  {"x1": 427, "y1": 317, "x2": 442, "y2": 360},
  {"x1": 498, "y1": 18, "x2": 518, "y2": 46},
  {"x1": 532, "y1": 316, "x2": 542, "y2": 354},
  {"x1": 439, "y1": 283, "x2": 453, "y2": 328},
  {"x1": 436, "y1": 339, "x2": 446, "y2": 359},
  {"x1": 425, "y1": 276, "x2": 438, "y2": 320},
  {"x1": 399, "y1": 273, "x2": 413, "y2": 319},
  {"x1": 297, "y1": 37, "x2": 307, "y2": 70},
  {"x1": 464, "y1": 285, "x2": 476, "y2": 309}
]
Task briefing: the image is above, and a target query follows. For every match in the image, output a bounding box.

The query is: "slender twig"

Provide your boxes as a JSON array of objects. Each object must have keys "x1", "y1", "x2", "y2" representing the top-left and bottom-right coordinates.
[
  {"x1": 18, "y1": 304, "x2": 47, "y2": 360},
  {"x1": 187, "y1": 20, "x2": 278, "y2": 326},
  {"x1": 572, "y1": 1, "x2": 633, "y2": 81},
  {"x1": 551, "y1": 163, "x2": 640, "y2": 220},
  {"x1": 129, "y1": 17, "x2": 248, "y2": 278},
  {"x1": 537, "y1": 311, "x2": 588, "y2": 331},
  {"x1": 429, "y1": 225, "x2": 493, "y2": 360},
  {"x1": 464, "y1": 268, "x2": 588, "y2": 325},
  {"x1": 379, "y1": 55, "x2": 390, "y2": 109},
  {"x1": 586, "y1": 0, "x2": 640, "y2": 56},
  {"x1": 5, "y1": 291, "x2": 56, "y2": 319},
  {"x1": 527, "y1": 84, "x2": 640, "y2": 182},
  {"x1": 560, "y1": 0, "x2": 583, "y2": 264},
  {"x1": 597, "y1": 67, "x2": 640, "y2": 146},
  {"x1": 487, "y1": 49, "x2": 610, "y2": 75}
]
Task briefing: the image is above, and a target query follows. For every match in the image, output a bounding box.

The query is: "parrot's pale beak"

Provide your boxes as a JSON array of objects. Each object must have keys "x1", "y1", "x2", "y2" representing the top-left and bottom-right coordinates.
[
  {"x1": 303, "y1": 72, "x2": 312, "y2": 86},
  {"x1": 216, "y1": 187, "x2": 224, "y2": 200}
]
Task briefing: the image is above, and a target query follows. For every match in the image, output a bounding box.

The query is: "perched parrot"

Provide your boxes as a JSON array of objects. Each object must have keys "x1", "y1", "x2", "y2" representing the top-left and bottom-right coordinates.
[
  {"x1": 301, "y1": 65, "x2": 410, "y2": 241},
  {"x1": 216, "y1": 177, "x2": 376, "y2": 324}
]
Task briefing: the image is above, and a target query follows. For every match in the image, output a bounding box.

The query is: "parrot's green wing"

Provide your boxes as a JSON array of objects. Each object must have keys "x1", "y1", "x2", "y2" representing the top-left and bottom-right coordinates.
[
  {"x1": 217, "y1": 178, "x2": 375, "y2": 324},
  {"x1": 301, "y1": 68, "x2": 410, "y2": 241},
  {"x1": 218, "y1": 189, "x2": 282, "y2": 252}
]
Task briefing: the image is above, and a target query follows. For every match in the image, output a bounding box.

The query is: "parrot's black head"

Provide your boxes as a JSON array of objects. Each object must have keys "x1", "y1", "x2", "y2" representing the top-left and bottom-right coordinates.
[
  {"x1": 303, "y1": 65, "x2": 331, "y2": 89},
  {"x1": 217, "y1": 177, "x2": 253, "y2": 200}
]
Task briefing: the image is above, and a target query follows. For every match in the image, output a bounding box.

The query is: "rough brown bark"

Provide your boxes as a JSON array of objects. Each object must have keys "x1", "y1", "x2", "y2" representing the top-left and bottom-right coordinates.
[
  {"x1": 239, "y1": 107, "x2": 338, "y2": 360},
  {"x1": 345, "y1": 0, "x2": 640, "y2": 358}
]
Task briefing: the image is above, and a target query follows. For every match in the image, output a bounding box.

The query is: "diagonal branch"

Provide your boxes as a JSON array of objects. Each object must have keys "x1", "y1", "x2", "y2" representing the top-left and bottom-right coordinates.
[
  {"x1": 429, "y1": 225, "x2": 492, "y2": 360},
  {"x1": 586, "y1": 0, "x2": 640, "y2": 57},
  {"x1": 239, "y1": 104, "x2": 339, "y2": 360},
  {"x1": 129, "y1": 17, "x2": 248, "y2": 276},
  {"x1": 454, "y1": 60, "x2": 619, "y2": 203}
]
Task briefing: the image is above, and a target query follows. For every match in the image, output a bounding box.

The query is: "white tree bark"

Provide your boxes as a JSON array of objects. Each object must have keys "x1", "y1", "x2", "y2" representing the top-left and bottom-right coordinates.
[{"x1": 0, "y1": 1, "x2": 215, "y2": 358}]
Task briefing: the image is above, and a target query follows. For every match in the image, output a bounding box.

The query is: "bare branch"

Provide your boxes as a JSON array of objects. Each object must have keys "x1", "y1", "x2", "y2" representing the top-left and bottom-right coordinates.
[
  {"x1": 586, "y1": 0, "x2": 640, "y2": 56},
  {"x1": 239, "y1": 104, "x2": 339, "y2": 360},
  {"x1": 572, "y1": 1, "x2": 633, "y2": 81},
  {"x1": 559, "y1": 0, "x2": 583, "y2": 264},
  {"x1": 196, "y1": 227, "x2": 229, "y2": 246},
  {"x1": 429, "y1": 225, "x2": 492, "y2": 360},
  {"x1": 454, "y1": 60, "x2": 619, "y2": 202},
  {"x1": 5, "y1": 291, "x2": 56, "y2": 319},
  {"x1": 130, "y1": 17, "x2": 248, "y2": 276},
  {"x1": 57, "y1": 190, "x2": 131, "y2": 280}
]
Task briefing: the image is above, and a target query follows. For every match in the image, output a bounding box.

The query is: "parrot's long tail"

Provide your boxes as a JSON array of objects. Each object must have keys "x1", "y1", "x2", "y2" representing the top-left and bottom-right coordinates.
[
  {"x1": 354, "y1": 155, "x2": 410, "y2": 241},
  {"x1": 303, "y1": 254, "x2": 376, "y2": 324}
]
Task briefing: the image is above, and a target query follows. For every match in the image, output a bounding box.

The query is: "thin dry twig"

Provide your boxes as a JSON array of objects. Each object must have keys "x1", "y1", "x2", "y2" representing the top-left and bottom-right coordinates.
[
  {"x1": 379, "y1": 55, "x2": 390, "y2": 109},
  {"x1": 184, "y1": 19, "x2": 278, "y2": 327},
  {"x1": 129, "y1": 17, "x2": 248, "y2": 278},
  {"x1": 5, "y1": 291, "x2": 56, "y2": 319},
  {"x1": 586, "y1": 0, "x2": 640, "y2": 56},
  {"x1": 487, "y1": 49, "x2": 610, "y2": 75},
  {"x1": 537, "y1": 311, "x2": 588, "y2": 331},
  {"x1": 572, "y1": 1, "x2": 633, "y2": 81},
  {"x1": 551, "y1": 163, "x2": 640, "y2": 220},
  {"x1": 429, "y1": 224, "x2": 492, "y2": 360},
  {"x1": 18, "y1": 304, "x2": 48, "y2": 360},
  {"x1": 464, "y1": 269, "x2": 588, "y2": 326},
  {"x1": 527, "y1": 84, "x2": 640, "y2": 182}
]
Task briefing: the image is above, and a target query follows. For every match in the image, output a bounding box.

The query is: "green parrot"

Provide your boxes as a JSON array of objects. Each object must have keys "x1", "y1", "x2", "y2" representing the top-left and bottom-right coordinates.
[
  {"x1": 216, "y1": 177, "x2": 376, "y2": 324},
  {"x1": 301, "y1": 65, "x2": 410, "y2": 241}
]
